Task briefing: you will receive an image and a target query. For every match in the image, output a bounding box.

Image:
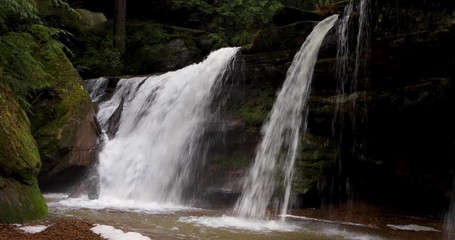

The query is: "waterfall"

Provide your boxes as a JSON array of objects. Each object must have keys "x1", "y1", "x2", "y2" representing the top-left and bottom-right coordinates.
[
  {"x1": 330, "y1": 0, "x2": 371, "y2": 202},
  {"x1": 334, "y1": 0, "x2": 370, "y2": 129},
  {"x1": 333, "y1": 0, "x2": 353, "y2": 134},
  {"x1": 85, "y1": 77, "x2": 109, "y2": 102},
  {"x1": 96, "y1": 47, "x2": 239, "y2": 205},
  {"x1": 96, "y1": 77, "x2": 147, "y2": 130},
  {"x1": 233, "y1": 15, "x2": 339, "y2": 219},
  {"x1": 352, "y1": 0, "x2": 371, "y2": 102}
]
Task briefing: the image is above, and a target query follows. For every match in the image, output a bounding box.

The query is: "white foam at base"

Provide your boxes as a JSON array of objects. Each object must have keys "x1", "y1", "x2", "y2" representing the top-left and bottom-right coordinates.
[
  {"x1": 91, "y1": 224, "x2": 151, "y2": 240},
  {"x1": 48, "y1": 196, "x2": 198, "y2": 214},
  {"x1": 322, "y1": 228, "x2": 384, "y2": 240},
  {"x1": 281, "y1": 214, "x2": 377, "y2": 228},
  {"x1": 18, "y1": 225, "x2": 49, "y2": 234},
  {"x1": 54, "y1": 195, "x2": 195, "y2": 214},
  {"x1": 44, "y1": 193, "x2": 69, "y2": 200},
  {"x1": 178, "y1": 215, "x2": 300, "y2": 232},
  {"x1": 386, "y1": 224, "x2": 440, "y2": 232}
]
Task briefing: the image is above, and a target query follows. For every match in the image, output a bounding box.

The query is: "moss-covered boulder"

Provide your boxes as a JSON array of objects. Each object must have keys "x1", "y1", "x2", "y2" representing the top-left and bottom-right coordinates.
[
  {"x1": 29, "y1": 49, "x2": 100, "y2": 190},
  {"x1": 0, "y1": 85, "x2": 47, "y2": 223}
]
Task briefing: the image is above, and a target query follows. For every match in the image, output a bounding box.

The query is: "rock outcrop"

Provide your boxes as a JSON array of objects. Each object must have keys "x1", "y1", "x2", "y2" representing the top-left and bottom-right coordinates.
[
  {"x1": 29, "y1": 49, "x2": 100, "y2": 191},
  {"x1": 0, "y1": 85, "x2": 47, "y2": 223}
]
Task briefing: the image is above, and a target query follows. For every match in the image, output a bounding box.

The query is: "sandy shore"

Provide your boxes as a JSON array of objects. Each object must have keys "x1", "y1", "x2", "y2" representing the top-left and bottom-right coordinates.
[{"x1": 0, "y1": 220, "x2": 103, "y2": 240}]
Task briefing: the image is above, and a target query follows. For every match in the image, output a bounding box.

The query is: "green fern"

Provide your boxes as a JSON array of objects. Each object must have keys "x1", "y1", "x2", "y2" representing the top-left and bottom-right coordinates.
[{"x1": 0, "y1": 0, "x2": 75, "y2": 109}]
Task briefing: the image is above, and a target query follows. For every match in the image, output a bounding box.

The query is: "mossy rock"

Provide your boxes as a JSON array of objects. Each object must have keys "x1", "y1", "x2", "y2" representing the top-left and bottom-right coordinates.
[
  {"x1": 292, "y1": 134, "x2": 337, "y2": 195},
  {"x1": 0, "y1": 85, "x2": 47, "y2": 223},
  {"x1": 0, "y1": 177, "x2": 47, "y2": 223},
  {"x1": 30, "y1": 49, "x2": 99, "y2": 188},
  {"x1": 0, "y1": 85, "x2": 41, "y2": 185}
]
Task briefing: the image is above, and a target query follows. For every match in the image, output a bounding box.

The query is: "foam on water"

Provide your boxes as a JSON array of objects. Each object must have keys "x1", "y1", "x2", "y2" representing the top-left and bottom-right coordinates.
[
  {"x1": 281, "y1": 214, "x2": 377, "y2": 228},
  {"x1": 321, "y1": 228, "x2": 384, "y2": 240},
  {"x1": 386, "y1": 224, "x2": 440, "y2": 232},
  {"x1": 53, "y1": 196, "x2": 195, "y2": 214},
  {"x1": 178, "y1": 215, "x2": 301, "y2": 232}
]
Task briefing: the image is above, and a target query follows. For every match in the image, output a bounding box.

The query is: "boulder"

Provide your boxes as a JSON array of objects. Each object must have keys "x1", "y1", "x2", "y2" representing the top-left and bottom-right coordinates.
[
  {"x1": 29, "y1": 49, "x2": 101, "y2": 191},
  {"x1": 0, "y1": 85, "x2": 47, "y2": 223}
]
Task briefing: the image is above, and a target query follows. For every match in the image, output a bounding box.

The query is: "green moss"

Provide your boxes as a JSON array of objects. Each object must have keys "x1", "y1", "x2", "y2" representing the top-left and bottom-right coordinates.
[
  {"x1": 0, "y1": 177, "x2": 47, "y2": 223},
  {"x1": 0, "y1": 85, "x2": 41, "y2": 185},
  {"x1": 30, "y1": 48, "x2": 92, "y2": 170},
  {"x1": 0, "y1": 84, "x2": 47, "y2": 223},
  {"x1": 233, "y1": 85, "x2": 276, "y2": 133},
  {"x1": 210, "y1": 154, "x2": 251, "y2": 172},
  {"x1": 292, "y1": 134, "x2": 337, "y2": 194}
]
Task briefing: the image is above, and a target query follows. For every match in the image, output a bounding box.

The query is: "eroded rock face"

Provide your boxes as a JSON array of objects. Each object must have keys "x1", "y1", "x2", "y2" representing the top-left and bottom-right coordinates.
[{"x1": 29, "y1": 50, "x2": 101, "y2": 191}]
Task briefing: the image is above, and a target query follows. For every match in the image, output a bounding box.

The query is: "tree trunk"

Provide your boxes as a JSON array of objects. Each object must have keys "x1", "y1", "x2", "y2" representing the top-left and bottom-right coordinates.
[{"x1": 114, "y1": 0, "x2": 126, "y2": 54}]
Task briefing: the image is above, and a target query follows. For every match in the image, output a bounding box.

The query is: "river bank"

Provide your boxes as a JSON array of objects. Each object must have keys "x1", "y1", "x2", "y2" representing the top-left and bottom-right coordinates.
[
  {"x1": 0, "y1": 220, "x2": 102, "y2": 240},
  {"x1": 0, "y1": 193, "x2": 445, "y2": 240}
]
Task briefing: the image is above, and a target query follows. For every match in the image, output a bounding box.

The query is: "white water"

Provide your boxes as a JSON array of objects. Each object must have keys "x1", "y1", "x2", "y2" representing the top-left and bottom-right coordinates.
[
  {"x1": 96, "y1": 77, "x2": 146, "y2": 129},
  {"x1": 95, "y1": 47, "x2": 239, "y2": 206},
  {"x1": 85, "y1": 77, "x2": 109, "y2": 102},
  {"x1": 352, "y1": 0, "x2": 371, "y2": 96},
  {"x1": 178, "y1": 215, "x2": 301, "y2": 232},
  {"x1": 233, "y1": 15, "x2": 339, "y2": 220}
]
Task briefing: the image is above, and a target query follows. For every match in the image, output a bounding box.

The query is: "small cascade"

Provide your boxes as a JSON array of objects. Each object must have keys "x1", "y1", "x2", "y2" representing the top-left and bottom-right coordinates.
[
  {"x1": 330, "y1": 0, "x2": 371, "y2": 202},
  {"x1": 96, "y1": 77, "x2": 147, "y2": 130},
  {"x1": 96, "y1": 47, "x2": 239, "y2": 205},
  {"x1": 85, "y1": 77, "x2": 109, "y2": 102},
  {"x1": 233, "y1": 15, "x2": 339, "y2": 220},
  {"x1": 334, "y1": 0, "x2": 371, "y2": 128},
  {"x1": 353, "y1": 0, "x2": 371, "y2": 90},
  {"x1": 333, "y1": 0, "x2": 353, "y2": 133}
]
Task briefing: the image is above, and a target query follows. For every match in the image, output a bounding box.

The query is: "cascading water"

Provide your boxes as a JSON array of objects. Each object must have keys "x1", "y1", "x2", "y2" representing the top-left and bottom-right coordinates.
[
  {"x1": 95, "y1": 47, "x2": 239, "y2": 205},
  {"x1": 96, "y1": 77, "x2": 147, "y2": 130},
  {"x1": 333, "y1": 0, "x2": 353, "y2": 133},
  {"x1": 233, "y1": 15, "x2": 339, "y2": 220},
  {"x1": 85, "y1": 77, "x2": 109, "y2": 102},
  {"x1": 334, "y1": 0, "x2": 370, "y2": 129},
  {"x1": 329, "y1": 0, "x2": 371, "y2": 202},
  {"x1": 352, "y1": 0, "x2": 371, "y2": 101}
]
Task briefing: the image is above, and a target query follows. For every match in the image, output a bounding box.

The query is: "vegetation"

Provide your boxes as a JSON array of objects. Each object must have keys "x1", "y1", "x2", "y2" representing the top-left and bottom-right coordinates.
[
  {"x1": 234, "y1": 86, "x2": 276, "y2": 133},
  {"x1": 172, "y1": 0, "x2": 284, "y2": 45},
  {"x1": 0, "y1": 84, "x2": 48, "y2": 223},
  {"x1": 0, "y1": 0, "x2": 73, "y2": 109},
  {"x1": 0, "y1": 0, "x2": 82, "y2": 223}
]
